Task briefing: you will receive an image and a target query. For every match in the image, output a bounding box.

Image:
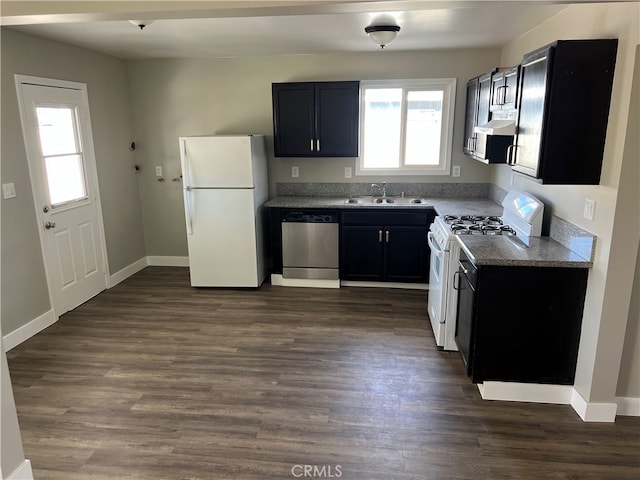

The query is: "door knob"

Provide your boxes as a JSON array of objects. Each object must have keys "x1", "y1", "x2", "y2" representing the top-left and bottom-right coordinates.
[
  {"x1": 42, "y1": 205, "x2": 50, "y2": 213},
  {"x1": 44, "y1": 221, "x2": 56, "y2": 230}
]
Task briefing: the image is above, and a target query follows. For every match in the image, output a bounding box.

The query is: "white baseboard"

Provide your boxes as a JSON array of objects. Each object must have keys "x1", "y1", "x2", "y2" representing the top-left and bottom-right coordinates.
[
  {"x1": 3, "y1": 310, "x2": 56, "y2": 351},
  {"x1": 147, "y1": 255, "x2": 189, "y2": 267},
  {"x1": 271, "y1": 274, "x2": 340, "y2": 289},
  {"x1": 108, "y1": 257, "x2": 148, "y2": 288},
  {"x1": 478, "y1": 381, "x2": 574, "y2": 404},
  {"x1": 570, "y1": 389, "x2": 618, "y2": 422},
  {"x1": 615, "y1": 396, "x2": 640, "y2": 417},
  {"x1": 340, "y1": 280, "x2": 428, "y2": 290},
  {"x1": 7, "y1": 459, "x2": 33, "y2": 480},
  {"x1": 477, "y1": 382, "x2": 624, "y2": 423}
]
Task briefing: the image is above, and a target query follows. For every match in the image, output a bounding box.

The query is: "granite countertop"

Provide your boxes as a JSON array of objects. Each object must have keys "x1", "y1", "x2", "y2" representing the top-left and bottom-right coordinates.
[
  {"x1": 264, "y1": 196, "x2": 503, "y2": 216},
  {"x1": 265, "y1": 194, "x2": 594, "y2": 269},
  {"x1": 457, "y1": 235, "x2": 592, "y2": 268}
]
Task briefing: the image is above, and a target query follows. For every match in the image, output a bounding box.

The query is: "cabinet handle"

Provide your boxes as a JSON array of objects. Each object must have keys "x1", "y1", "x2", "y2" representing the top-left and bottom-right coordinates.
[
  {"x1": 453, "y1": 271, "x2": 460, "y2": 290},
  {"x1": 316, "y1": 139, "x2": 320, "y2": 151},
  {"x1": 385, "y1": 230, "x2": 390, "y2": 243},
  {"x1": 497, "y1": 85, "x2": 507, "y2": 105},
  {"x1": 506, "y1": 144, "x2": 520, "y2": 165},
  {"x1": 506, "y1": 144, "x2": 519, "y2": 165},
  {"x1": 378, "y1": 230, "x2": 383, "y2": 243},
  {"x1": 310, "y1": 139, "x2": 314, "y2": 151}
]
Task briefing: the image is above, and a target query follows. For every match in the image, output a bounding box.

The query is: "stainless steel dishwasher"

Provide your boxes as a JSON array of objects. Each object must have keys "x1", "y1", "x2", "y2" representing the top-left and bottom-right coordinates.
[{"x1": 281, "y1": 210, "x2": 339, "y2": 280}]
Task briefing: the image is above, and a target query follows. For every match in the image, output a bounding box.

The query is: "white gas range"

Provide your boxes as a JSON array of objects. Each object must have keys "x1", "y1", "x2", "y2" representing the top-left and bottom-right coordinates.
[{"x1": 426, "y1": 191, "x2": 544, "y2": 351}]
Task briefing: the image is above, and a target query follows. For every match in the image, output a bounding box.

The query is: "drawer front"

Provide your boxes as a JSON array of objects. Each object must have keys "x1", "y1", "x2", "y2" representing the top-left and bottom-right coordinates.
[{"x1": 341, "y1": 209, "x2": 434, "y2": 226}]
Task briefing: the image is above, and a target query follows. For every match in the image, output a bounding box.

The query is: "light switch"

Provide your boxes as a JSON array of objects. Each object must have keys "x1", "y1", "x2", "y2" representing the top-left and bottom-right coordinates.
[
  {"x1": 345, "y1": 167, "x2": 352, "y2": 179},
  {"x1": 2, "y1": 182, "x2": 16, "y2": 199}
]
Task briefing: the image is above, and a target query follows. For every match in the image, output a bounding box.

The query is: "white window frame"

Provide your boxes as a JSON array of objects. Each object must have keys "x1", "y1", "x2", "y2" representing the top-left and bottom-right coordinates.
[{"x1": 356, "y1": 78, "x2": 457, "y2": 176}]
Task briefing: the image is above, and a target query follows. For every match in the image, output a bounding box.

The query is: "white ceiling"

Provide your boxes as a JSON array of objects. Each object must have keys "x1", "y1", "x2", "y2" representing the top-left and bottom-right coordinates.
[{"x1": 1, "y1": 1, "x2": 579, "y2": 59}]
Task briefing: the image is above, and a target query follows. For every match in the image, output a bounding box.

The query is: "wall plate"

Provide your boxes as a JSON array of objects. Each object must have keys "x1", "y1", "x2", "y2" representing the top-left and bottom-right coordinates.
[{"x1": 2, "y1": 182, "x2": 16, "y2": 199}]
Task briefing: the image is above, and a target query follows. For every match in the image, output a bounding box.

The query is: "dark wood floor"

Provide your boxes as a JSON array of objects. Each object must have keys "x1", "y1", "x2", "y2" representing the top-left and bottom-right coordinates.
[{"x1": 7, "y1": 267, "x2": 640, "y2": 480}]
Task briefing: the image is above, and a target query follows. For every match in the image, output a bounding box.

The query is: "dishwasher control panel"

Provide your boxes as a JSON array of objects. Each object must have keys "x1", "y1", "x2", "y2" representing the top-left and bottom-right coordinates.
[{"x1": 281, "y1": 210, "x2": 338, "y2": 223}]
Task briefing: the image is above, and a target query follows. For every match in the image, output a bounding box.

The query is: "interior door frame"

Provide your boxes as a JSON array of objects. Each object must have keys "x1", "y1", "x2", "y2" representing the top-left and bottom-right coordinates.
[{"x1": 14, "y1": 74, "x2": 110, "y2": 318}]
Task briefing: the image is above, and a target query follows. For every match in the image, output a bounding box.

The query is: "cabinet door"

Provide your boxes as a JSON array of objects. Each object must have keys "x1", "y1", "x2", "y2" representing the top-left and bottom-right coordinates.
[
  {"x1": 272, "y1": 83, "x2": 315, "y2": 157},
  {"x1": 476, "y1": 73, "x2": 492, "y2": 127},
  {"x1": 384, "y1": 226, "x2": 428, "y2": 283},
  {"x1": 315, "y1": 82, "x2": 359, "y2": 157},
  {"x1": 489, "y1": 72, "x2": 505, "y2": 112},
  {"x1": 502, "y1": 67, "x2": 519, "y2": 110},
  {"x1": 512, "y1": 48, "x2": 552, "y2": 178},
  {"x1": 454, "y1": 266, "x2": 476, "y2": 377},
  {"x1": 463, "y1": 78, "x2": 479, "y2": 155},
  {"x1": 340, "y1": 225, "x2": 384, "y2": 281}
]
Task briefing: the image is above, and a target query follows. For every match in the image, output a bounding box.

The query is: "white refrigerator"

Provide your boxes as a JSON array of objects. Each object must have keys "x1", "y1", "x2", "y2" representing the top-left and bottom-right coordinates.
[{"x1": 179, "y1": 135, "x2": 268, "y2": 287}]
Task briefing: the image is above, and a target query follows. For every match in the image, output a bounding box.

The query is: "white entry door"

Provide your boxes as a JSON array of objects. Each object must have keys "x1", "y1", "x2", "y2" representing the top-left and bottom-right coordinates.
[{"x1": 16, "y1": 76, "x2": 107, "y2": 316}]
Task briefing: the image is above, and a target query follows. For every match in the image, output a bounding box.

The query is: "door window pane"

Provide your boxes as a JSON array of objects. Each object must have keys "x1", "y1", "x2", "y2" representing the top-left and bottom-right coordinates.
[
  {"x1": 405, "y1": 90, "x2": 443, "y2": 165},
  {"x1": 36, "y1": 107, "x2": 78, "y2": 156},
  {"x1": 363, "y1": 88, "x2": 402, "y2": 168},
  {"x1": 36, "y1": 106, "x2": 87, "y2": 206},
  {"x1": 45, "y1": 155, "x2": 87, "y2": 205}
]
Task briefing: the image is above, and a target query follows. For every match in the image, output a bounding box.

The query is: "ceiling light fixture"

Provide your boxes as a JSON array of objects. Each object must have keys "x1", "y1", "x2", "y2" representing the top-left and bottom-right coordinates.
[{"x1": 365, "y1": 24, "x2": 401, "y2": 49}]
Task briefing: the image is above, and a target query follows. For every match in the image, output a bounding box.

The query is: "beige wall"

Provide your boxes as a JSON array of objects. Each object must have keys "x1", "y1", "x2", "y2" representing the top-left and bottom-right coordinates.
[
  {"x1": 493, "y1": 3, "x2": 640, "y2": 404},
  {"x1": 618, "y1": 243, "x2": 640, "y2": 398},
  {"x1": 0, "y1": 28, "x2": 146, "y2": 336},
  {"x1": 127, "y1": 48, "x2": 501, "y2": 256},
  {"x1": 616, "y1": 44, "x2": 640, "y2": 399}
]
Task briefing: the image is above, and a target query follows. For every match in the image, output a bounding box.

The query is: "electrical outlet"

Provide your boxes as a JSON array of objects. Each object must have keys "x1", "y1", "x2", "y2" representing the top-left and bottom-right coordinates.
[
  {"x1": 2, "y1": 182, "x2": 16, "y2": 199},
  {"x1": 345, "y1": 167, "x2": 352, "y2": 179},
  {"x1": 291, "y1": 166, "x2": 299, "y2": 178},
  {"x1": 452, "y1": 165, "x2": 461, "y2": 177},
  {"x1": 155, "y1": 166, "x2": 163, "y2": 177},
  {"x1": 584, "y1": 199, "x2": 595, "y2": 220}
]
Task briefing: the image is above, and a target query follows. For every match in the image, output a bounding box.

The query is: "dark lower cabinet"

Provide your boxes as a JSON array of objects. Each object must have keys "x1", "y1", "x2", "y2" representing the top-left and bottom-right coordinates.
[
  {"x1": 455, "y1": 249, "x2": 588, "y2": 385},
  {"x1": 340, "y1": 209, "x2": 435, "y2": 283},
  {"x1": 384, "y1": 226, "x2": 429, "y2": 282},
  {"x1": 340, "y1": 226, "x2": 385, "y2": 281},
  {"x1": 267, "y1": 207, "x2": 282, "y2": 275}
]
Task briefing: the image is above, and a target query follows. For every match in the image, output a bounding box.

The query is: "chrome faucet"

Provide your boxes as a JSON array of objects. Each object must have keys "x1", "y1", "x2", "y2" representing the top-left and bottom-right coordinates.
[{"x1": 371, "y1": 181, "x2": 387, "y2": 197}]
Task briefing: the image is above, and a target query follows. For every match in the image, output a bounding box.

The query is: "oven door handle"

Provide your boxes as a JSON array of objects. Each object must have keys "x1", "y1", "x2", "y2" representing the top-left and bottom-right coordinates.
[{"x1": 427, "y1": 232, "x2": 445, "y2": 257}]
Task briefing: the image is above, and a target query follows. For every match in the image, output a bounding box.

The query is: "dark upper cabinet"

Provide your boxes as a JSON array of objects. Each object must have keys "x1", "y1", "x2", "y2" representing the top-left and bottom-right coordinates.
[
  {"x1": 490, "y1": 66, "x2": 519, "y2": 112},
  {"x1": 463, "y1": 71, "x2": 493, "y2": 155},
  {"x1": 511, "y1": 39, "x2": 618, "y2": 184},
  {"x1": 464, "y1": 70, "x2": 511, "y2": 164},
  {"x1": 462, "y1": 77, "x2": 479, "y2": 156},
  {"x1": 272, "y1": 81, "x2": 360, "y2": 157}
]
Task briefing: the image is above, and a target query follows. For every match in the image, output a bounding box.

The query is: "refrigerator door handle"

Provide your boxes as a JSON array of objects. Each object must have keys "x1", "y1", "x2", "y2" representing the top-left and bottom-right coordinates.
[
  {"x1": 184, "y1": 186, "x2": 193, "y2": 235},
  {"x1": 181, "y1": 140, "x2": 192, "y2": 188}
]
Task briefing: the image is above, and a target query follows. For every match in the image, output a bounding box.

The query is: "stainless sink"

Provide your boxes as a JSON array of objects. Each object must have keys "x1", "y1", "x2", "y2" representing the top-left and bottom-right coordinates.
[{"x1": 344, "y1": 196, "x2": 428, "y2": 205}]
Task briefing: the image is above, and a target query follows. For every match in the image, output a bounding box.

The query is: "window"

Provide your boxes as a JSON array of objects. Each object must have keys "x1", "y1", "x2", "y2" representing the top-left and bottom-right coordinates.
[
  {"x1": 35, "y1": 105, "x2": 88, "y2": 206},
  {"x1": 357, "y1": 78, "x2": 456, "y2": 176}
]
